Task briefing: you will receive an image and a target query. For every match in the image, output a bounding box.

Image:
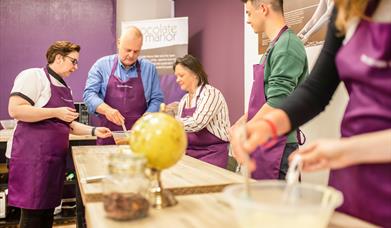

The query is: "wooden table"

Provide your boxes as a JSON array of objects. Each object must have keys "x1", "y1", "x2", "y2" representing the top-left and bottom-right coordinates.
[
  {"x1": 72, "y1": 145, "x2": 247, "y2": 204},
  {"x1": 0, "y1": 129, "x2": 96, "y2": 143},
  {"x1": 0, "y1": 128, "x2": 96, "y2": 165},
  {"x1": 85, "y1": 193, "x2": 378, "y2": 228}
]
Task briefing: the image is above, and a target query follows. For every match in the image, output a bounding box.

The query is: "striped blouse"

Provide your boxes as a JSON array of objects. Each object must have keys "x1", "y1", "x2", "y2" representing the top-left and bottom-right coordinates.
[{"x1": 176, "y1": 84, "x2": 230, "y2": 142}]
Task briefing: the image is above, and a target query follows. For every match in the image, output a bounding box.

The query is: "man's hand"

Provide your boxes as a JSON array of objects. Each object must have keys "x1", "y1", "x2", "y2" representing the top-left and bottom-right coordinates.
[
  {"x1": 104, "y1": 108, "x2": 125, "y2": 126},
  {"x1": 96, "y1": 103, "x2": 125, "y2": 126}
]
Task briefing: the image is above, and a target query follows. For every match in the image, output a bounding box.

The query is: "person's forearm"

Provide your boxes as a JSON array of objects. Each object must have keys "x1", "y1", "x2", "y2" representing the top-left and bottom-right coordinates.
[
  {"x1": 146, "y1": 100, "x2": 162, "y2": 112},
  {"x1": 248, "y1": 103, "x2": 292, "y2": 136},
  {"x1": 263, "y1": 109, "x2": 292, "y2": 136},
  {"x1": 247, "y1": 103, "x2": 276, "y2": 124},
  {"x1": 242, "y1": 108, "x2": 292, "y2": 153},
  {"x1": 96, "y1": 102, "x2": 112, "y2": 116},
  {"x1": 70, "y1": 121, "x2": 93, "y2": 135},
  {"x1": 342, "y1": 129, "x2": 391, "y2": 165},
  {"x1": 9, "y1": 105, "x2": 57, "y2": 122},
  {"x1": 279, "y1": 9, "x2": 343, "y2": 129},
  {"x1": 146, "y1": 73, "x2": 164, "y2": 112}
]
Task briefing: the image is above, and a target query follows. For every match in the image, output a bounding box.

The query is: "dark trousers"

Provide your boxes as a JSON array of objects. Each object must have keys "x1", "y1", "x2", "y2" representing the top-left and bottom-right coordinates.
[
  {"x1": 76, "y1": 173, "x2": 86, "y2": 228},
  {"x1": 278, "y1": 143, "x2": 299, "y2": 180},
  {"x1": 19, "y1": 208, "x2": 54, "y2": 228}
]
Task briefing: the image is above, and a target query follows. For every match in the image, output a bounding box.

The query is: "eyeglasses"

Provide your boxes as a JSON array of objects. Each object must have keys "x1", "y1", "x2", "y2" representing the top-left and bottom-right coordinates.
[{"x1": 64, "y1": 55, "x2": 79, "y2": 65}]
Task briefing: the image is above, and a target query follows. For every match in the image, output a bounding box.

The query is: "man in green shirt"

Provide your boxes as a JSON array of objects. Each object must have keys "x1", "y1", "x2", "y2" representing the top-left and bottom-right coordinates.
[{"x1": 231, "y1": 0, "x2": 308, "y2": 179}]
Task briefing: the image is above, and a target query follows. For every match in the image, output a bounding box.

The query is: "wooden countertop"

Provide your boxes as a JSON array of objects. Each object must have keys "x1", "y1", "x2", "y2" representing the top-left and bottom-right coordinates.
[
  {"x1": 85, "y1": 193, "x2": 378, "y2": 228},
  {"x1": 72, "y1": 145, "x2": 248, "y2": 204},
  {"x1": 0, "y1": 129, "x2": 96, "y2": 143}
]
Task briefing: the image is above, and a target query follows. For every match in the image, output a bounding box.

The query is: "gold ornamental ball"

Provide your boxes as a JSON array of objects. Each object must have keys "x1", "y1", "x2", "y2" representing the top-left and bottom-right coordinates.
[{"x1": 129, "y1": 112, "x2": 187, "y2": 170}]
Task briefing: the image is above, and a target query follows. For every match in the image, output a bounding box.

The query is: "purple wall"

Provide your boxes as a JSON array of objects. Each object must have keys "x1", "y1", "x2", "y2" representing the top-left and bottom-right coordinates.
[
  {"x1": 0, "y1": 0, "x2": 116, "y2": 120},
  {"x1": 175, "y1": 0, "x2": 244, "y2": 123}
]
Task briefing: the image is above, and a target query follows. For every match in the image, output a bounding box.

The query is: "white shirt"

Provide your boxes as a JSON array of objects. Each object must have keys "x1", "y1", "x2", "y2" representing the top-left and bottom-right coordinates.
[
  {"x1": 6, "y1": 68, "x2": 68, "y2": 158},
  {"x1": 176, "y1": 84, "x2": 230, "y2": 142}
]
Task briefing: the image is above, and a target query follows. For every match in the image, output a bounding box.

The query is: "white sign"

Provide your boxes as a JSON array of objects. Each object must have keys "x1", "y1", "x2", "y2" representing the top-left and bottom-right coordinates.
[{"x1": 122, "y1": 17, "x2": 188, "y2": 50}]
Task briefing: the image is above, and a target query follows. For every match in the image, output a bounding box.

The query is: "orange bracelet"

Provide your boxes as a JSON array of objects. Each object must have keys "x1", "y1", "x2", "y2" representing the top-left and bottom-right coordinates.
[{"x1": 261, "y1": 118, "x2": 278, "y2": 148}]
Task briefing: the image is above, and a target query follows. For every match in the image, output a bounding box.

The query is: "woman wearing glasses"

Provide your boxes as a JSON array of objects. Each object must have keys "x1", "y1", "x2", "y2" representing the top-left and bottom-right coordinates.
[{"x1": 7, "y1": 41, "x2": 111, "y2": 228}]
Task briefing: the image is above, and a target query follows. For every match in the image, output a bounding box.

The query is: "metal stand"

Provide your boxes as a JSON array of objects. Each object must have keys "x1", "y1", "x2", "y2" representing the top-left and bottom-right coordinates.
[{"x1": 147, "y1": 168, "x2": 177, "y2": 209}]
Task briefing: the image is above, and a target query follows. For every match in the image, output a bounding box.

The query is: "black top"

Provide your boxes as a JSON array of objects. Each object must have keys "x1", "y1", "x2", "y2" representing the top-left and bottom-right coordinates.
[{"x1": 278, "y1": 8, "x2": 345, "y2": 129}]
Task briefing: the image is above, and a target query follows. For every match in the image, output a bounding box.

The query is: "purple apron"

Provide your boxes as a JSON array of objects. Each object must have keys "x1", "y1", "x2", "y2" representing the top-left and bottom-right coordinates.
[
  {"x1": 332, "y1": 3, "x2": 391, "y2": 226},
  {"x1": 8, "y1": 67, "x2": 74, "y2": 209},
  {"x1": 97, "y1": 57, "x2": 147, "y2": 145},
  {"x1": 248, "y1": 26, "x2": 289, "y2": 180},
  {"x1": 182, "y1": 85, "x2": 229, "y2": 168}
]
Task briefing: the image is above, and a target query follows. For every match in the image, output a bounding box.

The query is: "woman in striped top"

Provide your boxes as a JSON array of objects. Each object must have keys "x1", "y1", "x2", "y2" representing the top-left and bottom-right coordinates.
[{"x1": 173, "y1": 54, "x2": 230, "y2": 168}]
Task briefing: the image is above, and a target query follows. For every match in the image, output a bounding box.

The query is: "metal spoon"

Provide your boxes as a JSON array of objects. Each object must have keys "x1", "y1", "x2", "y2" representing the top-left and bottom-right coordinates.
[
  {"x1": 121, "y1": 122, "x2": 127, "y2": 132},
  {"x1": 286, "y1": 154, "x2": 302, "y2": 185},
  {"x1": 283, "y1": 154, "x2": 302, "y2": 204}
]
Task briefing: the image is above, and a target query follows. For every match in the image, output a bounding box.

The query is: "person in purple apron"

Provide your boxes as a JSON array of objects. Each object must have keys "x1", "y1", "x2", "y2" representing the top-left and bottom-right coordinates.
[
  {"x1": 231, "y1": 0, "x2": 308, "y2": 179},
  {"x1": 234, "y1": 0, "x2": 391, "y2": 226},
  {"x1": 173, "y1": 55, "x2": 230, "y2": 168},
  {"x1": 83, "y1": 26, "x2": 164, "y2": 145},
  {"x1": 7, "y1": 41, "x2": 111, "y2": 228}
]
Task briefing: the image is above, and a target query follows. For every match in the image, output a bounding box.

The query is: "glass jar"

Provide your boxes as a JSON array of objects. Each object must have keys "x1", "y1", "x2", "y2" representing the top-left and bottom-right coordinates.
[{"x1": 102, "y1": 147, "x2": 150, "y2": 220}]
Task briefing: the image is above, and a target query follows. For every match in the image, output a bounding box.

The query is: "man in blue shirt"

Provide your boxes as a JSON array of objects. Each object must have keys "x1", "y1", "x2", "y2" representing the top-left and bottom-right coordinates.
[{"x1": 83, "y1": 26, "x2": 164, "y2": 145}]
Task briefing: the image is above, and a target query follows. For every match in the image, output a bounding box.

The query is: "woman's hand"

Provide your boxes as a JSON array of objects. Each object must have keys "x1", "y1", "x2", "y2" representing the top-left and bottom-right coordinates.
[
  {"x1": 95, "y1": 127, "x2": 112, "y2": 138},
  {"x1": 56, "y1": 107, "x2": 79, "y2": 122},
  {"x1": 290, "y1": 139, "x2": 351, "y2": 172},
  {"x1": 164, "y1": 102, "x2": 179, "y2": 117}
]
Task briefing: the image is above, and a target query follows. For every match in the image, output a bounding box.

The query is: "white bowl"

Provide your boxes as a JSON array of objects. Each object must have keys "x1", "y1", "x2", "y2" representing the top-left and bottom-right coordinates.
[
  {"x1": 223, "y1": 180, "x2": 343, "y2": 228},
  {"x1": 0, "y1": 119, "x2": 16, "y2": 129}
]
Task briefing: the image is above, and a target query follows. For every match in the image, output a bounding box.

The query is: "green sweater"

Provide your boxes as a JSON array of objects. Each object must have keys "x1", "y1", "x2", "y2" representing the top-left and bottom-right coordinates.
[{"x1": 263, "y1": 29, "x2": 308, "y2": 143}]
